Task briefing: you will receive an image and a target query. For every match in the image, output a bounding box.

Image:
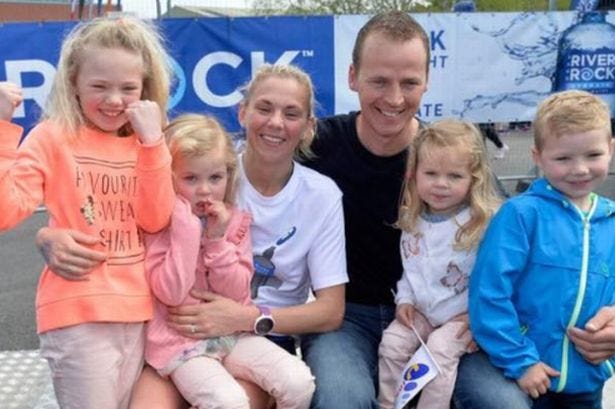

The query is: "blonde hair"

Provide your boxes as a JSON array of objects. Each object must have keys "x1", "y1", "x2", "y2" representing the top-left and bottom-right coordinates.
[
  {"x1": 240, "y1": 63, "x2": 316, "y2": 159},
  {"x1": 397, "y1": 119, "x2": 500, "y2": 250},
  {"x1": 165, "y1": 114, "x2": 239, "y2": 205},
  {"x1": 534, "y1": 90, "x2": 612, "y2": 151},
  {"x1": 44, "y1": 16, "x2": 172, "y2": 137}
]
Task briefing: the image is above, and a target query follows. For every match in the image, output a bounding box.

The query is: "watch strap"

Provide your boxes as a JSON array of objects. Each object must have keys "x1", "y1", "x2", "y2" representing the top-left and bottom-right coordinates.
[{"x1": 257, "y1": 305, "x2": 271, "y2": 317}]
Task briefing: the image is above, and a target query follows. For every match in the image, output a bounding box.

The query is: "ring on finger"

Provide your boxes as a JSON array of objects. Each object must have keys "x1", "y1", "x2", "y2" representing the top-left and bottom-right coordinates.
[{"x1": 190, "y1": 324, "x2": 196, "y2": 334}]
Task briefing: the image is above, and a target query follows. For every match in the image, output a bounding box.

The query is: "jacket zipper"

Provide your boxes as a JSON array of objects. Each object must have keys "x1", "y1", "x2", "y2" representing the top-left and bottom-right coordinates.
[{"x1": 556, "y1": 200, "x2": 596, "y2": 392}]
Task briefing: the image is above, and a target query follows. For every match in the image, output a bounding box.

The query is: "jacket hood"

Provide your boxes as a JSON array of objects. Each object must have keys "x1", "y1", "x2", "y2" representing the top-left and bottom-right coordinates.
[{"x1": 526, "y1": 178, "x2": 615, "y2": 220}]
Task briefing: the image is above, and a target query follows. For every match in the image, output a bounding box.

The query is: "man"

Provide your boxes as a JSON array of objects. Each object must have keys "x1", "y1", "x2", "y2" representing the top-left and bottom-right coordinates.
[{"x1": 300, "y1": 11, "x2": 430, "y2": 408}]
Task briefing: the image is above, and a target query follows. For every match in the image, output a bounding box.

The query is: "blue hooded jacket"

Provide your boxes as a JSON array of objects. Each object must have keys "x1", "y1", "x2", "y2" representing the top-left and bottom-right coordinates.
[{"x1": 469, "y1": 178, "x2": 615, "y2": 393}]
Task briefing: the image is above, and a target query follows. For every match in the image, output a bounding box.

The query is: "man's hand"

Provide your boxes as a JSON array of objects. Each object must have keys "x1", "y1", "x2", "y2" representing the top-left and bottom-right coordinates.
[{"x1": 569, "y1": 306, "x2": 615, "y2": 364}]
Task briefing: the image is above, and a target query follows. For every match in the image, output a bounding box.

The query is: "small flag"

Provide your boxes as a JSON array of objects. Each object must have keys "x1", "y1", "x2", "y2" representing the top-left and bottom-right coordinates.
[{"x1": 394, "y1": 326, "x2": 441, "y2": 409}]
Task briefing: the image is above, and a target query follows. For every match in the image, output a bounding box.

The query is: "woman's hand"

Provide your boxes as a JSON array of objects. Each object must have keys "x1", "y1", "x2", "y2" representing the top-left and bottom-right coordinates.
[
  {"x1": 36, "y1": 227, "x2": 107, "y2": 280},
  {"x1": 167, "y1": 289, "x2": 258, "y2": 339},
  {"x1": 568, "y1": 306, "x2": 615, "y2": 364}
]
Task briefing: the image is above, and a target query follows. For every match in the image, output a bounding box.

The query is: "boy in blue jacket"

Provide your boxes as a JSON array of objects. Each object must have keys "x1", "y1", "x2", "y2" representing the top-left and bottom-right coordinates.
[{"x1": 469, "y1": 89, "x2": 615, "y2": 408}]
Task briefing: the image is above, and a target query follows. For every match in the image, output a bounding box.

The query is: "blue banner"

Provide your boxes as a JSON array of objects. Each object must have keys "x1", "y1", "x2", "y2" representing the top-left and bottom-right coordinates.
[
  {"x1": 163, "y1": 17, "x2": 334, "y2": 132},
  {"x1": 1, "y1": 12, "x2": 613, "y2": 134},
  {"x1": 1, "y1": 16, "x2": 334, "y2": 133}
]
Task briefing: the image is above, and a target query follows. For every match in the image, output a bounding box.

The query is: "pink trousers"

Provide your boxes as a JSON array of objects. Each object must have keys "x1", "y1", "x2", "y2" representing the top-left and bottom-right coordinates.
[
  {"x1": 378, "y1": 313, "x2": 471, "y2": 409},
  {"x1": 171, "y1": 333, "x2": 315, "y2": 409},
  {"x1": 39, "y1": 322, "x2": 145, "y2": 409}
]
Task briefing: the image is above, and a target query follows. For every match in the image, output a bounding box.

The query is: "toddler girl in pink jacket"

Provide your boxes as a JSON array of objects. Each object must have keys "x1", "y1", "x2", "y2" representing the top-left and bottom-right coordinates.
[{"x1": 144, "y1": 114, "x2": 314, "y2": 409}]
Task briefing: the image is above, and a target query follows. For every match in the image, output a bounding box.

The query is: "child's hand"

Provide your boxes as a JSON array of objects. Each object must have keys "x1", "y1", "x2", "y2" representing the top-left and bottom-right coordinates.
[
  {"x1": 396, "y1": 303, "x2": 415, "y2": 328},
  {"x1": 125, "y1": 100, "x2": 163, "y2": 145},
  {"x1": 0, "y1": 82, "x2": 23, "y2": 121},
  {"x1": 203, "y1": 199, "x2": 231, "y2": 239},
  {"x1": 516, "y1": 362, "x2": 560, "y2": 399},
  {"x1": 452, "y1": 313, "x2": 478, "y2": 352}
]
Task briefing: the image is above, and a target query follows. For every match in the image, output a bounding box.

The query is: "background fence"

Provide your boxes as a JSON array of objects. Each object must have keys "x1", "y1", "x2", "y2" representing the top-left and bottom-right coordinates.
[{"x1": 2, "y1": 0, "x2": 615, "y2": 21}]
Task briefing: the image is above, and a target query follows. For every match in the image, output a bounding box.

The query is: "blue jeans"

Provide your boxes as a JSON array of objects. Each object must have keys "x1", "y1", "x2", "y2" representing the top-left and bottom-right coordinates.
[
  {"x1": 453, "y1": 351, "x2": 531, "y2": 409},
  {"x1": 266, "y1": 334, "x2": 297, "y2": 355},
  {"x1": 301, "y1": 302, "x2": 395, "y2": 409},
  {"x1": 533, "y1": 389, "x2": 602, "y2": 409},
  {"x1": 452, "y1": 351, "x2": 604, "y2": 409}
]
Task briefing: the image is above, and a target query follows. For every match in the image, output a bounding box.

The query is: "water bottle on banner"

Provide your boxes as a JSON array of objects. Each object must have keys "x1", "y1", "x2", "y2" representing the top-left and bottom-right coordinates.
[{"x1": 552, "y1": 11, "x2": 615, "y2": 117}]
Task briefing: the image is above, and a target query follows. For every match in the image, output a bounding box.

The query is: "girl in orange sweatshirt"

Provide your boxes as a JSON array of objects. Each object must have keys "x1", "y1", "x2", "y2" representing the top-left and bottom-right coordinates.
[{"x1": 0, "y1": 17, "x2": 174, "y2": 409}]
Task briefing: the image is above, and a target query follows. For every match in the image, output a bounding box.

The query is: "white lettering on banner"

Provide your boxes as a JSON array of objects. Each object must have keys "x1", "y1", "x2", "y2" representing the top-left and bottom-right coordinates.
[
  {"x1": 565, "y1": 51, "x2": 615, "y2": 83},
  {"x1": 5, "y1": 59, "x2": 55, "y2": 118},
  {"x1": 250, "y1": 50, "x2": 301, "y2": 75},
  {"x1": 6, "y1": 49, "x2": 311, "y2": 114},
  {"x1": 193, "y1": 51, "x2": 243, "y2": 108},
  {"x1": 569, "y1": 53, "x2": 615, "y2": 67},
  {"x1": 568, "y1": 66, "x2": 615, "y2": 81},
  {"x1": 168, "y1": 57, "x2": 187, "y2": 110},
  {"x1": 193, "y1": 50, "x2": 304, "y2": 108}
]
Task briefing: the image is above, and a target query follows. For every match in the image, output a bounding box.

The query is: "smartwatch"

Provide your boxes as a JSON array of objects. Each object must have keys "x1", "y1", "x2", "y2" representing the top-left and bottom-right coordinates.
[{"x1": 253, "y1": 305, "x2": 275, "y2": 336}]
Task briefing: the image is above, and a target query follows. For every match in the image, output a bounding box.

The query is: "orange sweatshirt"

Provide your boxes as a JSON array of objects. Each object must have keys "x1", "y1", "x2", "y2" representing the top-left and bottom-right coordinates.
[{"x1": 0, "y1": 120, "x2": 174, "y2": 333}]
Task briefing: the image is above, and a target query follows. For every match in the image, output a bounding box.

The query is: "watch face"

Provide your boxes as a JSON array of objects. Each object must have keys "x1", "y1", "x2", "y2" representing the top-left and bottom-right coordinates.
[{"x1": 255, "y1": 316, "x2": 274, "y2": 335}]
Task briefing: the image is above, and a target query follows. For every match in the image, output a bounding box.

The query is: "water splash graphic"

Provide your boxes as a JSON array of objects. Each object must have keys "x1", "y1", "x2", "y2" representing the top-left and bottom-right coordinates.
[
  {"x1": 455, "y1": 11, "x2": 615, "y2": 119},
  {"x1": 455, "y1": 13, "x2": 563, "y2": 118}
]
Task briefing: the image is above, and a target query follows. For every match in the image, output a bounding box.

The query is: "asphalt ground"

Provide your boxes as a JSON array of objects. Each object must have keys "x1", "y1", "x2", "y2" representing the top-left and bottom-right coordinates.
[
  {"x1": 0, "y1": 211, "x2": 46, "y2": 351},
  {"x1": 1, "y1": 129, "x2": 614, "y2": 408}
]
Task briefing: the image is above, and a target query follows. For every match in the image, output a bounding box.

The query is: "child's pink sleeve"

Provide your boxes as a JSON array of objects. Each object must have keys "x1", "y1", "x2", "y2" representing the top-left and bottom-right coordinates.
[
  {"x1": 145, "y1": 196, "x2": 202, "y2": 306},
  {"x1": 201, "y1": 209, "x2": 253, "y2": 305}
]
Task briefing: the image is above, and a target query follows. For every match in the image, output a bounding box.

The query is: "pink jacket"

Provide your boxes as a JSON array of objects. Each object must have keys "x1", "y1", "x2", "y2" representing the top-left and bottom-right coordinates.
[{"x1": 144, "y1": 196, "x2": 253, "y2": 370}]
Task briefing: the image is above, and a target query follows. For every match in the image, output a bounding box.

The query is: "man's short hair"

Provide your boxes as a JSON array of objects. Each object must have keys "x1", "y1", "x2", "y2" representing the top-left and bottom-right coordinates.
[{"x1": 352, "y1": 11, "x2": 430, "y2": 75}]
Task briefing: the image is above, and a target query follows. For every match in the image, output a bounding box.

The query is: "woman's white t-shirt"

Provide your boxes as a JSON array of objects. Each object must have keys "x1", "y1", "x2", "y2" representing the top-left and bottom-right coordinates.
[{"x1": 237, "y1": 156, "x2": 348, "y2": 309}]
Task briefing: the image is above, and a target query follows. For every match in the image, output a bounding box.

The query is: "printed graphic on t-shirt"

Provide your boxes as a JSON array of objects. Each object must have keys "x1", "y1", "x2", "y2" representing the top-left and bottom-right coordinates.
[
  {"x1": 440, "y1": 261, "x2": 469, "y2": 295},
  {"x1": 401, "y1": 232, "x2": 423, "y2": 259},
  {"x1": 74, "y1": 155, "x2": 144, "y2": 265},
  {"x1": 251, "y1": 226, "x2": 296, "y2": 298},
  {"x1": 80, "y1": 195, "x2": 95, "y2": 225}
]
